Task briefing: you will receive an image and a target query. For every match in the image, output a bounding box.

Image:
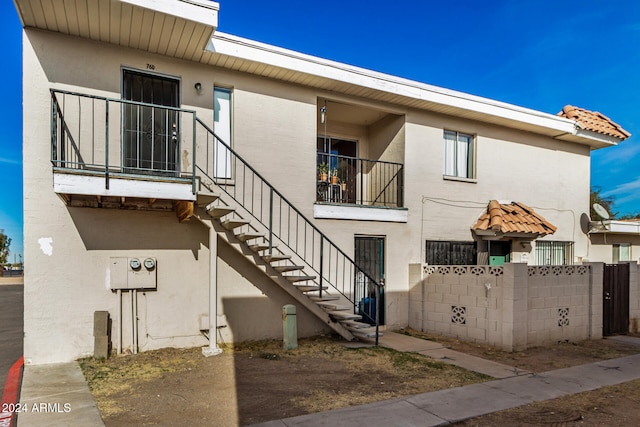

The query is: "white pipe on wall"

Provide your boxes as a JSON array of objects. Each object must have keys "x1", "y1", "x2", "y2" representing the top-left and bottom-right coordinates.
[
  {"x1": 117, "y1": 289, "x2": 122, "y2": 354},
  {"x1": 202, "y1": 224, "x2": 222, "y2": 357},
  {"x1": 133, "y1": 289, "x2": 138, "y2": 355}
]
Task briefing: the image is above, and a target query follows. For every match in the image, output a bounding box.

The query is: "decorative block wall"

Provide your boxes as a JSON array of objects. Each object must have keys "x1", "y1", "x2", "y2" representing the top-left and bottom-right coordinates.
[{"x1": 409, "y1": 262, "x2": 602, "y2": 351}]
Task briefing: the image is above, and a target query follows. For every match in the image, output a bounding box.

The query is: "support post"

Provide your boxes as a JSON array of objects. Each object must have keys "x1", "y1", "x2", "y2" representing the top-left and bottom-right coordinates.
[
  {"x1": 203, "y1": 225, "x2": 223, "y2": 357},
  {"x1": 282, "y1": 304, "x2": 298, "y2": 350}
]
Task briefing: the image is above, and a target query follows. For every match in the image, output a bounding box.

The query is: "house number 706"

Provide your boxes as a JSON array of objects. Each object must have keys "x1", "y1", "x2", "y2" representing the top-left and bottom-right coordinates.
[{"x1": 146, "y1": 63, "x2": 156, "y2": 70}]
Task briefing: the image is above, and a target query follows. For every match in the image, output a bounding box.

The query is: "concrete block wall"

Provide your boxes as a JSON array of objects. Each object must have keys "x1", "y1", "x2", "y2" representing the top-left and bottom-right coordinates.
[
  {"x1": 408, "y1": 264, "x2": 505, "y2": 348},
  {"x1": 629, "y1": 262, "x2": 640, "y2": 333},
  {"x1": 525, "y1": 265, "x2": 593, "y2": 347},
  {"x1": 410, "y1": 263, "x2": 599, "y2": 351}
]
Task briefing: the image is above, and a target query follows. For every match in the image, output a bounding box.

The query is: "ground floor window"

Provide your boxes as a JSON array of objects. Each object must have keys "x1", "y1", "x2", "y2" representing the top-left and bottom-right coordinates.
[
  {"x1": 613, "y1": 243, "x2": 631, "y2": 263},
  {"x1": 425, "y1": 240, "x2": 477, "y2": 265},
  {"x1": 535, "y1": 241, "x2": 574, "y2": 265}
]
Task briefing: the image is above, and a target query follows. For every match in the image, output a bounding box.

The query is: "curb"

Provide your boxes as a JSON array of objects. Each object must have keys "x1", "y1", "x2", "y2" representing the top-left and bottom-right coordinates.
[{"x1": 0, "y1": 357, "x2": 24, "y2": 427}]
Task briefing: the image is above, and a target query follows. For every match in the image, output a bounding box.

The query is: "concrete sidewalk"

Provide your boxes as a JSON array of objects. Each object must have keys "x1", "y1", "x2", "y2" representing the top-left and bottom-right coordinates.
[
  {"x1": 254, "y1": 350, "x2": 640, "y2": 426},
  {"x1": 17, "y1": 363, "x2": 105, "y2": 426},
  {"x1": 14, "y1": 334, "x2": 640, "y2": 426},
  {"x1": 378, "y1": 332, "x2": 530, "y2": 378}
]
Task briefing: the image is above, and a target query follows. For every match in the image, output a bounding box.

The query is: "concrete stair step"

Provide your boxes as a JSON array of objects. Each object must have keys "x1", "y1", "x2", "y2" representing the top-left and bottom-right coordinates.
[
  {"x1": 273, "y1": 265, "x2": 305, "y2": 273},
  {"x1": 341, "y1": 320, "x2": 375, "y2": 329},
  {"x1": 316, "y1": 301, "x2": 352, "y2": 311},
  {"x1": 328, "y1": 311, "x2": 362, "y2": 321},
  {"x1": 309, "y1": 295, "x2": 340, "y2": 302},
  {"x1": 295, "y1": 285, "x2": 328, "y2": 293},
  {"x1": 249, "y1": 243, "x2": 273, "y2": 252},
  {"x1": 236, "y1": 232, "x2": 265, "y2": 242},
  {"x1": 352, "y1": 330, "x2": 383, "y2": 340},
  {"x1": 208, "y1": 206, "x2": 236, "y2": 219},
  {"x1": 285, "y1": 275, "x2": 317, "y2": 283},
  {"x1": 221, "y1": 218, "x2": 251, "y2": 230},
  {"x1": 262, "y1": 254, "x2": 291, "y2": 262},
  {"x1": 196, "y1": 191, "x2": 220, "y2": 207}
]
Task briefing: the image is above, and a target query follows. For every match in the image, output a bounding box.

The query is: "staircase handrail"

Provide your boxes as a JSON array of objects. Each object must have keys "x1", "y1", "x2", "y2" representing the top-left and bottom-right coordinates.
[{"x1": 195, "y1": 118, "x2": 382, "y2": 341}]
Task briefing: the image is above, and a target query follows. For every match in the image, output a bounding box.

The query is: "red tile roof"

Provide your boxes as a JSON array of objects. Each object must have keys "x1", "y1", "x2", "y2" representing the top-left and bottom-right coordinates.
[
  {"x1": 558, "y1": 105, "x2": 630, "y2": 140},
  {"x1": 472, "y1": 200, "x2": 557, "y2": 236}
]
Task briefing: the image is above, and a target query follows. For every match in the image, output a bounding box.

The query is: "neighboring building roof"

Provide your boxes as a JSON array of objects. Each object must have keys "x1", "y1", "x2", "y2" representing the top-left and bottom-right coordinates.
[
  {"x1": 472, "y1": 201, "x2": 557, "y2": 237},
  {"x1": 558, "y1": 105, "x2": 631, "y2": 140},
  {"x1": 589, "y1": 219, "x2": 640, "y2": 234}
]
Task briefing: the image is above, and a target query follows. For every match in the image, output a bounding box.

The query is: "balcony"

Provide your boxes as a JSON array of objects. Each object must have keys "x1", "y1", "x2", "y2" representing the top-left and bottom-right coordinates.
[
  {"x1": 51, "y1": 90, "x2": 197, "y2": 212},
  {"x1": 315, "y1": 153, "x2": 406, "y2": 222}
]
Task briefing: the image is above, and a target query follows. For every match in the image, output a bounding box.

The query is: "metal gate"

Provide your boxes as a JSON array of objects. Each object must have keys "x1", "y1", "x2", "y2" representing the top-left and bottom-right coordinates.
[{"x1": 603, "y1": 263, "x2": 630, "y2": 336}]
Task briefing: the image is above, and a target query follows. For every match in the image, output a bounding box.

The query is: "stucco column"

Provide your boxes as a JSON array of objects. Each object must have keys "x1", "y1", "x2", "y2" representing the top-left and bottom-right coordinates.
[
  {"x1": 202, "y1": 226, "x2": 223, "y2": 357},
  {"x1": 501, "y1": 263, "x2": 528, "y2": 351},
  {"x1": 587, "y1": 262, "x2": 604, "y2": 340}
]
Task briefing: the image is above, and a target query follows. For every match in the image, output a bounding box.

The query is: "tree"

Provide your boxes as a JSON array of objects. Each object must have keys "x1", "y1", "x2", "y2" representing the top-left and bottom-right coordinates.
[
  {"x1": 0, "y1": 229, "x2": 11, "y2": 265},
  {"x1": 590, "y1": 187, "x2": 617, "y2": 220}
]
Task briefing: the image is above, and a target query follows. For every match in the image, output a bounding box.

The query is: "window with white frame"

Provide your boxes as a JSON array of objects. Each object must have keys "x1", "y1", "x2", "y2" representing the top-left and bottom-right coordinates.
[
  {"x1": 535, "y1": 241, "x2": 574, "y2": 265},
  {"x1": 444, "y1": 130, "x2": 475, "y2": 179},
  {"x1": 613, "y1": 243, "x2": 631, "y2": 263}
]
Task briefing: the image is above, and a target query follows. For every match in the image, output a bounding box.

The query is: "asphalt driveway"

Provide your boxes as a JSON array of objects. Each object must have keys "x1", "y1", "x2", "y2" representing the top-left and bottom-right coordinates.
[{"x1": 0, "y1": 278, "x2": 23, "y2": 397}]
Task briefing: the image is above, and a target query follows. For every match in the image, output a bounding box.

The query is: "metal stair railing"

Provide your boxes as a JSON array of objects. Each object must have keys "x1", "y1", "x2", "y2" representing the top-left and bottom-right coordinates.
[{"x1": 194, "y1": 118, "x2": 382, "y2": 343}]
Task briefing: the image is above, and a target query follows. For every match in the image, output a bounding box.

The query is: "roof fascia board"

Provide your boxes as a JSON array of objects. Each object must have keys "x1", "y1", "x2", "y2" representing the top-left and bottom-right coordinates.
[
  {"x1": 121, "y1": 0, "x2": 219, "y2": 27},
  {"x1": 574, "y1": 128, "x2": 620, "y2": 148},
  {"x1": 210, "y1": 32, "x2": 583, "y2": 138},
  {"x1": 589, "y1": 220, "x2": 640, "y2": 234}
]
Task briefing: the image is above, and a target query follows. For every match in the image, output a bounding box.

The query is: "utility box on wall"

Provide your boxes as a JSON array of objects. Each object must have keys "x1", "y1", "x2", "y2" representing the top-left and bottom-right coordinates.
[{"x1": 108, "y1": 257, "x2": 158, "y2": 290}]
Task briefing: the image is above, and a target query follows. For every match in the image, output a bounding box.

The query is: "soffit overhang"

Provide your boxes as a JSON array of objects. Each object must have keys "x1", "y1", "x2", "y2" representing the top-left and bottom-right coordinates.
[
  {"x1": 204, "y1": 33, "x2": 615, "y2": 150},
  {"x1": 14, "y1": 0, "x2": 219, "y2": 62}
]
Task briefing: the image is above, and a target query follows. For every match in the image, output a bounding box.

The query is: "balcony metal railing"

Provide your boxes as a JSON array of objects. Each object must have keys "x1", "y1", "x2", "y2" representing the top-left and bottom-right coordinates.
[
  {"x1": 51, "y1": 89, "x2": 197, "y2": 192},
  {"x1": 195, "y1": 119, "x2": 383, "y2": 342},
  {"x1": 316, "y1": 153, "x2": 403, "y2": 208}
]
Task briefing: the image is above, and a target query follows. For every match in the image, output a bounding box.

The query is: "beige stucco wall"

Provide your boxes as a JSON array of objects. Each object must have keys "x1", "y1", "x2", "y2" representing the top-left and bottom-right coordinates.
[
  {"x1": 405, "y1": 112, "x2": 591, "y2": 264},
  {"x1": 24, "y1": 26, "x2": 596, "y2": 363}
]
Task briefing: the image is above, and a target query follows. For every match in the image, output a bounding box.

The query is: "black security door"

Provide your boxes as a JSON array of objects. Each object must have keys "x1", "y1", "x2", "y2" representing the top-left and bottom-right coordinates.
[
  {"x1": 355, "y1": 236, "x2": 385, "y2": 324},
  {"x1": 122, "y1": 70, "x2": 180, "y2": 174}
]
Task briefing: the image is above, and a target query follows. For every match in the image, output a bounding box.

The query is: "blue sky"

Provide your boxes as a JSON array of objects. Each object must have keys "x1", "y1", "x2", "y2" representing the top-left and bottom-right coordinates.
[{"x1": 2, "y1": 1, "x2": 640, "y2": 261}]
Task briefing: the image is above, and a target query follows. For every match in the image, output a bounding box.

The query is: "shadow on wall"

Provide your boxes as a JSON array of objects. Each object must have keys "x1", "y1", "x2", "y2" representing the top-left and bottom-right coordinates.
[
  {"x1": 68, "y1": 207, "x2": 208, "y2": 257},
  {"x1": 217, "y1": 238, "x2": 329, "y2": 343}
]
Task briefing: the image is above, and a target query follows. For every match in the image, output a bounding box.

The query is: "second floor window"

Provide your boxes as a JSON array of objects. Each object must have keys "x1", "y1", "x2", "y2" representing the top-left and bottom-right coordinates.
[{"x1": 444, "y1": 130, "x2": 475, "y2": 179}]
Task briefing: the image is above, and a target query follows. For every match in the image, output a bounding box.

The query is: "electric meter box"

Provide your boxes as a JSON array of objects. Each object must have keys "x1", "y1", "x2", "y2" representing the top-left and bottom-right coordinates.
[{"x1": 109, "y1": 257, "x2": 157, "y2": 290}]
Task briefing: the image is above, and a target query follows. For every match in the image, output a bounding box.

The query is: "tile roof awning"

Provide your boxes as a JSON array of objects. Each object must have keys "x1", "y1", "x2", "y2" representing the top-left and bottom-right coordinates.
[
  {"x1": 472, "y1": 201, "x2": 557, "y2": 239},
  {"x1": 558, "y1": 105, "x2": 631, "y2": 140}
]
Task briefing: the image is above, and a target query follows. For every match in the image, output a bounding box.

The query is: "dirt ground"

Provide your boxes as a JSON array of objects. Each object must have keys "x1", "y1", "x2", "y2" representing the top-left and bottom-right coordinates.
[{"x1": 80, "y1": 331, "x2": 640, "y2": 426}]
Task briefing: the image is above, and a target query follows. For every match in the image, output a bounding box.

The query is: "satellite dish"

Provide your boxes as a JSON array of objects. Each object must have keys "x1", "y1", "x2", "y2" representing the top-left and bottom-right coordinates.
[{"x1": 592, "y1": 203, "x2": 610, "y2": 220}]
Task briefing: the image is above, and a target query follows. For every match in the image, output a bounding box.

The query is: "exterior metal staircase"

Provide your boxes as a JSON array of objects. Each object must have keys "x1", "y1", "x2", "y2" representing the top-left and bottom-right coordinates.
[
  {"x1": 193, "y1": 117, "x2": 383, "y2": 343},
  {"x1": 193, "y1": 189, "x2": 381, "y2": 342}
]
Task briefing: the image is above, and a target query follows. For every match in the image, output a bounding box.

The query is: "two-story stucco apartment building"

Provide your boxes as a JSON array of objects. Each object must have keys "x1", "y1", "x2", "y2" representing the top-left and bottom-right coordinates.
[{"x1": 14, "y1": 0, "x2": 630, "y2": 364}]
